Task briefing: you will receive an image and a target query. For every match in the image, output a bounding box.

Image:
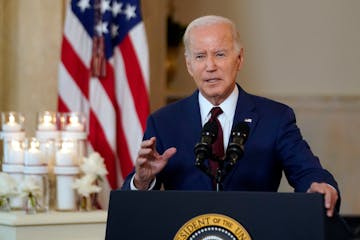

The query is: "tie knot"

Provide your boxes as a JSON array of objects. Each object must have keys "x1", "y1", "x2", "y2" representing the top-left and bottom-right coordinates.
[{"x1": 210, "y1": 107, "x2": 223, "y2": 120}]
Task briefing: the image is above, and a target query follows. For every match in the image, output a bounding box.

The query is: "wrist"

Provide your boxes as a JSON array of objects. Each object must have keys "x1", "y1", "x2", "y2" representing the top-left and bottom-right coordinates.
[{"x1": 133, "y1": 174, "x2": 153, "y2": 190}]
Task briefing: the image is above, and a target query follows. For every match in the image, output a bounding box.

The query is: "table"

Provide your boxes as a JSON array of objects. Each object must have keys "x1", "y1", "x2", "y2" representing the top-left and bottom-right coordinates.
[{"x1": 0, "y1": 210, "x2": 107, "y2": 240}]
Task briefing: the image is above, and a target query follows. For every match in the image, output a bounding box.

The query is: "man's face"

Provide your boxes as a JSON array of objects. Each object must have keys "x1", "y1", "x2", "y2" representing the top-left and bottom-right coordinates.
[{"x1": 186, "y1": 23, "x2": 243, "y2": 105}]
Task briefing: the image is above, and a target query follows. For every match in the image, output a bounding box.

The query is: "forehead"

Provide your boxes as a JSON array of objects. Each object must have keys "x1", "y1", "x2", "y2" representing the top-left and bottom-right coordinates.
[{"x1": 188, "y1": 23, "x2": 234, "y2": 51}]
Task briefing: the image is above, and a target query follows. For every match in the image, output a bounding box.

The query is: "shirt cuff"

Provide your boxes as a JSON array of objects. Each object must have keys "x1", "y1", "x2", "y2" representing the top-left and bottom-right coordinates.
[{"x1": 130, "y1": 174, "x2": 156, "y2": 190}]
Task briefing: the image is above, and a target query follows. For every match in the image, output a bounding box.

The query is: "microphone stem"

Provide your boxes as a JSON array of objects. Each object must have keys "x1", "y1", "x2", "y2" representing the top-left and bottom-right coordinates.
[{"x1": 215, "y1": 166, "x2": 223, "y2": 192}]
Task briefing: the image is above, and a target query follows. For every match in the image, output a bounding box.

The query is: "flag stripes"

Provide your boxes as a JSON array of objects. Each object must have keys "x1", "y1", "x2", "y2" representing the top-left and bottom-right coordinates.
[{"x1": 58, "y1": 0, "x2": 149, "y2": 201}]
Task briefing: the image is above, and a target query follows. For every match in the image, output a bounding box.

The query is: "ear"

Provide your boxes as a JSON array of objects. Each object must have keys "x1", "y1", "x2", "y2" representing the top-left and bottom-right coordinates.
[
  {"x1": 237, "y1": 48, "x2": 244, "y2": 71},
  {"x1": 185, "y1": 56, "x2": 194, "y2": 77}
]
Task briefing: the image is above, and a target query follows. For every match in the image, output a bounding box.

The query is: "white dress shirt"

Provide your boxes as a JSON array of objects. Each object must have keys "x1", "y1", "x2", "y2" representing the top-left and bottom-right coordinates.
[{"x1": 199, "y1": 86, "x2": 238, "y2": 150}]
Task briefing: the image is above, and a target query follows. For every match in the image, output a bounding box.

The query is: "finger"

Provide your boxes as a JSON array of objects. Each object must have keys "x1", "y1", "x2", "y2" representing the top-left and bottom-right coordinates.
[
  {"x1": 149, "y1": 137, "x2": 157, "y2": 151},
  {"x1": 140, "y1": 137, "x2": 156, "y2": 148},
  {"x1": 324, "y1": 190, "x2": 333, "y2": 217},
  {"x1": 307, "y1": 182, "x2": 325, "y2": 194},
  {"x1": 308, "y1": 182, "x2": 338, "y2": 217},
  {"x1": 136, "y1": 156, "x2": 148, "y2": 167},
  {"x1": 162, "y1": 147, "x2": 177, "y2": 160},
  {"x1": 138, "y1": 147, "x2": 155, "y2": 158},
  {"x1": 324, "y1": 189, "x2": 332, "y2": 209},
  {"x1": 138, "y1": 137, "x2": 157, "y2": 159}
]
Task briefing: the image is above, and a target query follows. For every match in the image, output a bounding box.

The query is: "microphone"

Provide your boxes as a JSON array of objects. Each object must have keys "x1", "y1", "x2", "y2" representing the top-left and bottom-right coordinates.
[
  {"x1": 194, "y1": 121, "x2": 218, "y2": 167},
  {"x1": 226, "y1": 122, "x2": 250, "y2": 167}
]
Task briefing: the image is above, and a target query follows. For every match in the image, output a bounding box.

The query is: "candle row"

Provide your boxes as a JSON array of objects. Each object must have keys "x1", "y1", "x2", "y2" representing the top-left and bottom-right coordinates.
[
  {"x1": 1, "y1": 111, "x2": 87, "y2": 132},
  {"x1": 3, "y1": 138, "x2": 82, "y2": 166}
]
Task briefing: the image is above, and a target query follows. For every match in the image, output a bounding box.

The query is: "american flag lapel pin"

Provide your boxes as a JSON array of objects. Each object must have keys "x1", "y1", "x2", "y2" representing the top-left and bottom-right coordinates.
[{"x1": 244, "y1": 118, "x2": 252, "y2": 123}]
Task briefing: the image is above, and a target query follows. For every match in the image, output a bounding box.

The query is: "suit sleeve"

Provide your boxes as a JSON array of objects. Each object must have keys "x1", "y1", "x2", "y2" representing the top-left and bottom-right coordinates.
[
  {"x1": 275, "y1": 107, "x2": 340, "y2": 193},
  {"x1": 120, "y1": 115, "x2": 162, "y2": 190}
]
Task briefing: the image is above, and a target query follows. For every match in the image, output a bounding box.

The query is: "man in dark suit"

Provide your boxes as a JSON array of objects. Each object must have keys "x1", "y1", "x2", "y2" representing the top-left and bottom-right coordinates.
[{"x1": 121, "y1": 15, "x2": 339, "y2": 217}]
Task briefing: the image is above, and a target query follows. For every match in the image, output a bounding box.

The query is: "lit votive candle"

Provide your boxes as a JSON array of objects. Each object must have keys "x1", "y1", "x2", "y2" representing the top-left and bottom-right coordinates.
[
  {"x1": 56, "y1": 142, "x2": 76, "y2": 166},
  {"x1": 38, "y1": 113, "x2": 57, "y2": 131},
  {"x1": 65, "y1": 116, "x2": 84, "y2": 132},
  {"x1": 24, "y1": 139, "x2": 43, "y2": 165},
  {"x1": 8, "y1": 140, "x2": 24, "y2": 164},
  {"x1": 38, "y1": 122, "x2": 56, "y2": 131},
  {"x1": 2, "y1": 114, "x2": 22, "y2": 132}
]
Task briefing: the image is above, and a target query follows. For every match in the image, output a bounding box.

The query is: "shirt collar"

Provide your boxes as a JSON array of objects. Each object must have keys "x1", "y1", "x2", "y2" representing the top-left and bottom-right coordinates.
[{"x1": 199, "y1": 86, "x2": 239, "y2": 124}]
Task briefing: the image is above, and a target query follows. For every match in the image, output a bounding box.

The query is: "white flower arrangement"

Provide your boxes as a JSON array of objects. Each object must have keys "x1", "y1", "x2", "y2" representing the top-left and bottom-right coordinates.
[
  {"x1": 80, "y1": 152, "x2": 108, "y2": 181},
  {"x1": 19, "y1": 176, "x2": 42, "y2": 213},
  {"x1": 0, "y1": 172, "x2": 18, "y2": 197},
  {"x1": 0, "y1": 172, "x2": 18, "y2": 211},
  {"x1": 72, "y1": 175, "x2": 101, "y2": 197},
  {"x1": 19, "y1": 176, "x2": 42, "y2": 198},
  {"x1": 72, "y1": 152, "x2": 108, "y2": 210}
]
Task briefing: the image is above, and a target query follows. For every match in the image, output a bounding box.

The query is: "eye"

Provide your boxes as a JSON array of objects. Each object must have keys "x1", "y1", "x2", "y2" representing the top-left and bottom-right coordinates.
[
  {"x1": 216, "y1": 52, "x2": 226, "y2": 57},
  {"x1": 195, "y1": 54, "x2": 205, "y2": 60}
]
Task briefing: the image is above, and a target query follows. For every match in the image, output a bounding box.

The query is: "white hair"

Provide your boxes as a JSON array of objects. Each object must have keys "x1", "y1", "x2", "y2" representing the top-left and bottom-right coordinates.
[{"x1": 183, "y1": 15, "x2": 242, "y2": 57}]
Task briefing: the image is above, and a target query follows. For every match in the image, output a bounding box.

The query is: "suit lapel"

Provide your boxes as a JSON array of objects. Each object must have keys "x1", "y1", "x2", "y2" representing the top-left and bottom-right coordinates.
[
  {"x1": 233, "y1": 85, "x2": 258, "y2": 137},
  {"x1": 182, "y1": 90, "x2": 203, "y2": 143},
  {"x1": 223, "y1": 86, "x2": 259, "y2": 186}
]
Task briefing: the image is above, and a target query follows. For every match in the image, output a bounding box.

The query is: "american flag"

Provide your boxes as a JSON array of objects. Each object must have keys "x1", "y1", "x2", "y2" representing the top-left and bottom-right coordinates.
[{"x1": 58, "y1": 0, "x2": 149, "y2": 205}]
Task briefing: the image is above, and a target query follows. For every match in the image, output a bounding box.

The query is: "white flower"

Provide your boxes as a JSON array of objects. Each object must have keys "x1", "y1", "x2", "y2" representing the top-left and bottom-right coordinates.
[
  {"x1": 81, "y1": 152, "x2": 108, "y2": 180},
  {"x1": 0, "y1": 172, "x2": 18, "y2": 197},
  {"x1": 73, "y1": 175, "x2": 101, "y2": 197},
  {"x1": 19, "y1": 176, "x2": 42, "y2": 198}
]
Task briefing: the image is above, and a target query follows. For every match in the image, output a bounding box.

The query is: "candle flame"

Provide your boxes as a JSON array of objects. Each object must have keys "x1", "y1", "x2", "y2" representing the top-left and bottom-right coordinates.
[
  {"x1": 9, "y1": 114, "x2": 15, "y2": 123},
  {"x1": 11, "y1": 140, "x2": 22, "y2": 150},
  {"x1": 30, "y1": 140, "x2": 39, "y2": 150},
  {"x1": 69, "y1": 116, "x2": 79, "y2": 124},
  {"x1": 43, "y1": 114, "x2": 53, "y2": 124}
]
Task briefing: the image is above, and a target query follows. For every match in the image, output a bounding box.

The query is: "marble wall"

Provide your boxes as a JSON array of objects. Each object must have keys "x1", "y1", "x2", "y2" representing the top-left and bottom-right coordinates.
[
  {"x1": 276, "y1": 96, "x2": 360, "y2": 214},
  {"x1": 0, "y1": 0, "x2": 64, "y2": 134}
]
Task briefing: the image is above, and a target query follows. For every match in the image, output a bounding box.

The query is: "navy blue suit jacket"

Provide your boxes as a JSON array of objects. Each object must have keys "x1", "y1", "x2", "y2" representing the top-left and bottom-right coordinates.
[{"x1": 122, "y1": 85, "x2": 338, "y2": 193}]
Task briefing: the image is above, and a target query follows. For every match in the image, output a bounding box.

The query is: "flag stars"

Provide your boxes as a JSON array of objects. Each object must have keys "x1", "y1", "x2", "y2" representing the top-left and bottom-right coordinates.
[
  {"x1": 124, "y1": 4, "x2": 137, "y2": 20},
  {"x1": 77, "y1": 0, "x2": 90, "y2": 12},
  {"x1": 111, "y1": 24, "x2": 119, "y2": 38},
  {"x1": 95, "y1": 22, "x2": 109, "y2": 35},
  {"x1": 101, "y1": 0, "x2": 111, "y2": 14},
  {"x1": 112, "y1": 1, "x2": 123, "y2": 17}
]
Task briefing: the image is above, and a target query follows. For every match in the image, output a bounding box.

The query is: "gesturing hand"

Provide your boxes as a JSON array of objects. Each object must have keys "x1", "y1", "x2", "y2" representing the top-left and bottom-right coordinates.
[{"x1": 134, "y1": 137, "x2": 177, "y2": 190}]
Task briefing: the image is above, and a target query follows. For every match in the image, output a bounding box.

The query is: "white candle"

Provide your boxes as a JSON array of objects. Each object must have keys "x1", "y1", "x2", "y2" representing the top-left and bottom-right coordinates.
[
  {"x1": 38, "y1": 122, "x2": 57, "y2": 131},
  {"x1": 56, "y1": 175, "x2": 77, "y2": 210},
  {"x1": 2, "y1": 115, "x2": 22, "y2": 132},
  {"x1": 54, "y1": 166, "x2": 79, "y2": 211},
  {"x1": 24, "y1": 148, "x2": 43, "y2": 165},
  {"x1": 65, "y1": 116, "x2": 84, "y2": 131},
  {"x1": 24, "y1": 140, "x2": 43, "y2": 165},
  {"x1": 38, "y1": 114, "x2": 57, "y2": 131},
  {"x1": 8, "y1": 141, "x2": 24, "y2": 164},
  {"x1": 56, "y1": 149, "x2": 75, "y2": 166}
]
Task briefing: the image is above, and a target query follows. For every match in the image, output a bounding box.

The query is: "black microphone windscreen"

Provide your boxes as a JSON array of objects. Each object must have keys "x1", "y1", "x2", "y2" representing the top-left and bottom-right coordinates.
[
  {"x1": 203, "y1": 120, "x2": 218, "y2": 136},
  {"x1": 233, "y1": 122, "x2": 250, "y2": 135}
]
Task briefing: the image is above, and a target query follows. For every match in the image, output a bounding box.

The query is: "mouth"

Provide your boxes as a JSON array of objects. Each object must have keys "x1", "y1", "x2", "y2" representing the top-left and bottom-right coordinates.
[{"x1": 204, "y1": 78, "x2": 221, "y2": 83}]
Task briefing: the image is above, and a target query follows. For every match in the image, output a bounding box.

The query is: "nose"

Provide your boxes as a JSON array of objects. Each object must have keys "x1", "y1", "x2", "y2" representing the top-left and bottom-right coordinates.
[{"x1": 205, "y1": 56, "x2": 217, "y2": 71}]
